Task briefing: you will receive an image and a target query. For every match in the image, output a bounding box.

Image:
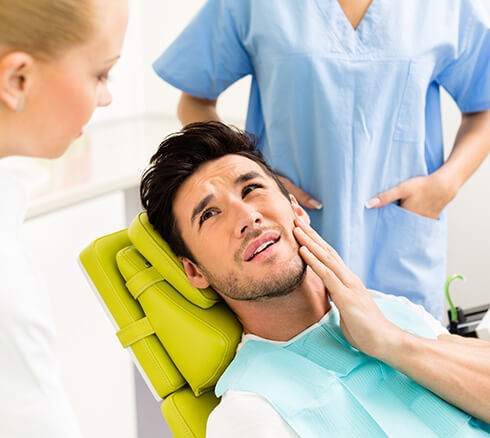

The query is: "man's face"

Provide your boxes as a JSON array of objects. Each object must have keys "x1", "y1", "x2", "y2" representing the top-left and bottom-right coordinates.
[{"x1": 174, "y1": 154, "x2": 306, "y2": 301}]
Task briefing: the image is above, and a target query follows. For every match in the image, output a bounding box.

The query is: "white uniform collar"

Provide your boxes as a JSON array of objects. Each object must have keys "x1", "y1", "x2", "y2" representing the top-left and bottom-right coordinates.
[{"x1": 0, "y1": 164, "x2": 29, "y2": 234}]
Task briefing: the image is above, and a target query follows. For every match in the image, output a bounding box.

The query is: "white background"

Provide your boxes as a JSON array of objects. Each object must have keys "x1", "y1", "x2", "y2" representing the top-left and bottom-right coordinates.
[{"x1": 21, "y1": 1, "x2": 490, "y2": 437}]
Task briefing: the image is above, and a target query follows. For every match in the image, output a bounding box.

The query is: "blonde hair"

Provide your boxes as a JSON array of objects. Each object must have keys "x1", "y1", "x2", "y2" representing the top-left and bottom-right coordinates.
[{"x1": 0, "y1": 0, "x2": 95, "y2": 60}]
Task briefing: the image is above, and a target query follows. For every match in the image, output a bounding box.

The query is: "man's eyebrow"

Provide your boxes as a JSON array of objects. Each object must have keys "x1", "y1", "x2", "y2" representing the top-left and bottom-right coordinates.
[
  {"x1": 190, "y1": 172, "x2": 264, "y2": 225},
  {"x1": 234, "y1": 171, "x2": 264, "y2": 185},
  {"x1": 191, "y1": 193, "x2": 215, "y2": 225}
]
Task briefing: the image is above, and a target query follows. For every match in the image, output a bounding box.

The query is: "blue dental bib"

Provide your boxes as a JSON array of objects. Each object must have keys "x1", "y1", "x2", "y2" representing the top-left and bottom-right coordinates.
[{"x1": 215, "y1": 297, "x2": 489, "y2": 437}]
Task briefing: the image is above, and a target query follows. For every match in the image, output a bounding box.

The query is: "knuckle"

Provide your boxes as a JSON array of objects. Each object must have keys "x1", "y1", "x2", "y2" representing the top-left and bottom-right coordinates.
[
  {"x1": 320, "y1": 265, "x2": 329, "y2": 277},
  {"x1": 319, "y1": 247, "x2": 331, "y2": 260}
]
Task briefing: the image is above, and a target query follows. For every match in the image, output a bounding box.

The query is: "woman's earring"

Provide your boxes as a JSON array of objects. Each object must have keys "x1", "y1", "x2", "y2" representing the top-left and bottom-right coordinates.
[{"x1": 16, "y1": 99, "x2": 25, "y2": 112}]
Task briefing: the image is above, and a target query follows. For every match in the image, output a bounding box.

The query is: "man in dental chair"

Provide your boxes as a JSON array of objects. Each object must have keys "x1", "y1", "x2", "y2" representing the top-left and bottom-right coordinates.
[{"x1": 140, "y1": 122, "x2": 490, "y2": 438}]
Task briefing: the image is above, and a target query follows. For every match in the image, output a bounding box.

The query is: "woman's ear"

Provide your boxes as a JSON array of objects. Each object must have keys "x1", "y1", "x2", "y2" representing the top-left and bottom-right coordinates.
[
  {"x1": 0, "y1": 52, "x2": 33, "y2": 111},
  {"x1": 290, "y1": 194, "x2": 311, "y2": 225},
  {"x1": 179, "y1": 256, "x2": 211, "y2": 289}
]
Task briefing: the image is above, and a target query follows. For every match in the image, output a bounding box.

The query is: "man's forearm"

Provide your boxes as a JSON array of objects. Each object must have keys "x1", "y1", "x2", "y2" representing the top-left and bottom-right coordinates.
[
  {"x1": 294, "y1": 218, "x2": 490, "y2": 422},
  {"x1": 380, "y1": 331, "x2": 490, "y2": 423},
  {"x1": 435, "y1": 110, "x2": 490, "y2": 196},
  {"x1": 177, "y1": 92, "x2": 220, "y2": 126}
]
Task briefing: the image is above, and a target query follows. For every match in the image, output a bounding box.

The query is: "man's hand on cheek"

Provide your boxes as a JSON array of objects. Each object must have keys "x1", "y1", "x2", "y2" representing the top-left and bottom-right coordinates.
[{"x1": 293, "y1": 218, "x2": 404, "y2": 360}]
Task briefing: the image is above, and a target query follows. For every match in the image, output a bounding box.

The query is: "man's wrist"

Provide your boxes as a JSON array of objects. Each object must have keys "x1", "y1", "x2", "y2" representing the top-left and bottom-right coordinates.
[{"x1": 375, "y1": 326, "x2": 414, "y2": 367}]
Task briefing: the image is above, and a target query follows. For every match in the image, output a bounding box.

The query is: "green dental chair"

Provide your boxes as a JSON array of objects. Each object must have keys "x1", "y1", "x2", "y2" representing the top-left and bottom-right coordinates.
[{"x1": 79, "y1": 212, "x2": 243, "y2": 438}]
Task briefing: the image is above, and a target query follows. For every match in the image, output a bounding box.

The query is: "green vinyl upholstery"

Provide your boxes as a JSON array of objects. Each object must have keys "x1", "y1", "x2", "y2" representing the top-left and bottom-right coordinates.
[{"x1": 79, "y1": 212, "x2": 242, "y2": 438}]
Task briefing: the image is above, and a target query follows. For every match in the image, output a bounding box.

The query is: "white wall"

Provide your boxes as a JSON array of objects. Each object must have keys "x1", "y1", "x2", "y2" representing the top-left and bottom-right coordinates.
[
  {"x1": 86, "y1": 0, "x2": 251, "y2": 124},
  {"x1": 90, "y1": 0, "x2": 145, "y2": 125},
  {"x1": 22, "y1": 193, "x2": 137, "y2": 438},
  {"x1": 139, "y1": 0, "x2": 251, "y2": 122},
  {"x1": 442, "y1": 92, "x2": 490, "y2": 312}
]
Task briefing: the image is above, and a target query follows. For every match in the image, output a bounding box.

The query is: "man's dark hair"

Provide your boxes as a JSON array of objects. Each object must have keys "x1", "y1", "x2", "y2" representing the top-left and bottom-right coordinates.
[{"x1": 140, "y1": 121, "x2": 289, "y2": 263}]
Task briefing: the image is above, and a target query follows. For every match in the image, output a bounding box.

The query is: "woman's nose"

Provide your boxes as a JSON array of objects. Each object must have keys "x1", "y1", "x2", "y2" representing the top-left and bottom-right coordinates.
[{"x1": 97, "y1": 84, "x2": 112, "y2": 107}]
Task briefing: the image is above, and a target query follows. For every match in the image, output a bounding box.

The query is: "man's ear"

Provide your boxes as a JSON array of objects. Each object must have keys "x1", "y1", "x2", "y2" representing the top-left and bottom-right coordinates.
[
  {"x1": 0, "y1": 52, "x2": 33, "y2": 111},
  {"x1": 290, "y1": 194, "x2": 311, "y2": 225},
  {"x1": 179, "y1": 256, "x2": 211, "y2": 289}
]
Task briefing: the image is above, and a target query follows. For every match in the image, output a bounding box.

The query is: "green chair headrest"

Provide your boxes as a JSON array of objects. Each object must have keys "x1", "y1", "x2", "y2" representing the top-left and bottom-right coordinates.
[
  {"x1": 128, "y1": 212, "x2": 219, "y2": 309},
  {"x1": 80, "y1": 212, "x2": 243, "y2": 437},
  {"x1": 116, "y1": 245, "x2": 242, "y2": 396}
]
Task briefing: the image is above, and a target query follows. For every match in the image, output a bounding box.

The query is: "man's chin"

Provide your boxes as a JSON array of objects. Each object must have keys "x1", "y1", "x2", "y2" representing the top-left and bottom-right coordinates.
[
  {"x1": 257, "y1": 258, "x2": 307, "y2": 300},
  {"x1": 218, "y1": 256, "x2": 307, "y2": 302}
]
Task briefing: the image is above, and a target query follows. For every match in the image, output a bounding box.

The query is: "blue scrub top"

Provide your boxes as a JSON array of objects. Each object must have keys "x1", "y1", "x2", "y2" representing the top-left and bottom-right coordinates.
[{"x1": 154, "y1": 0, "x2": 490, "y2": 319}]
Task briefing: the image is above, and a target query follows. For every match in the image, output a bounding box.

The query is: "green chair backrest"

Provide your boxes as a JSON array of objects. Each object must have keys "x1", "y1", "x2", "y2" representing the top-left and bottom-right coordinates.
[{"x1": 79, "y1": 212, "x2": 242, "y2": 438}]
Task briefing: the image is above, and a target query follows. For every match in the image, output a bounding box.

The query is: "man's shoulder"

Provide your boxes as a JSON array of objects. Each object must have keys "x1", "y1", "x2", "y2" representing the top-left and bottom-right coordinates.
[{"x1": 206, "y1": 390, "x2": 299, "y2": 438}]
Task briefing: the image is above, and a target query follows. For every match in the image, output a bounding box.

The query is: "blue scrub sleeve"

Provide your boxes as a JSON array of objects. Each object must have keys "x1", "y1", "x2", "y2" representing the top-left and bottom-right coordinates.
[
  {"x1": 436, "y1": 0, "x2": 490, "y2": 113},
  {"x1": 153, "y1": 0, "x2": 252, "y2": 100}
]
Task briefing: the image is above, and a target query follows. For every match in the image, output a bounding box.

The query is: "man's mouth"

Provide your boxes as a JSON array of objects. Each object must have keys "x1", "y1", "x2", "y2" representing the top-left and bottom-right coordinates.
[{"x1": 243, "y1": 232, "x2": 281, "y2": 262}]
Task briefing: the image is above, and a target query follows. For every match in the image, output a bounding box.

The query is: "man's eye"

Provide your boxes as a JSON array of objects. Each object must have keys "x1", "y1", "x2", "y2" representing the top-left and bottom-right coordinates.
[
  {"x1": 242, "y1": 183, "x2": 263, "y2": 197},
  {"x1": 199, "y1": 209, "x2": 218, "y2": 225}
]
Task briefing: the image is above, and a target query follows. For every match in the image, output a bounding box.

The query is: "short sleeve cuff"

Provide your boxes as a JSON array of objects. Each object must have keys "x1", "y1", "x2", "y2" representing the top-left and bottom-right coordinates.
[
  {"x1": 152, "y1": 59, "x2": 221, "y2": 100},
  {"x1": 459, "y1": 100, "x2": 490, "y2": 114}
]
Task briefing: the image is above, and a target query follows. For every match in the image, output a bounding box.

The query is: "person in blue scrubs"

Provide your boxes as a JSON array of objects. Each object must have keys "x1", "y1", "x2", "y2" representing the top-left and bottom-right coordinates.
[{"x1": 153, "y1": 0, "x2": 490, "y2": 319}]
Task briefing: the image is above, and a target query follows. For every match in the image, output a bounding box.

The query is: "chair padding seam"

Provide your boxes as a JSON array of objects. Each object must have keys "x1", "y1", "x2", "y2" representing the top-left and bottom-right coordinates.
[
  {"x1": 126, "y1": 266, "x2": 163, "y2": 300},
  {"x1": 166, "y1": 394, "x2": 196, "y2": 438},
  {"x1": 117, "y1": 247, "x2": 187, "y2": 394},
  {"x1": 129, "y1": 213, "x2": 220, "y2": 308},
  {"x1": 91, "y1": 242, "x2": 183, "y2": 396},
  {"x1": 140, "y1": 337, "x2": 185, "y2": 395},
  {"x1": 93, "y1": 242, "x2": 135, "y2": 325},
  {"x1": 116, "y1": 317, "x2": 155, "y2": 348},
  {"x1": 136, "y1": 219, "x2": 218, "y2": 303},
  {"x1": 153, "y1": 281, "x2": 234, "y2": 395}
]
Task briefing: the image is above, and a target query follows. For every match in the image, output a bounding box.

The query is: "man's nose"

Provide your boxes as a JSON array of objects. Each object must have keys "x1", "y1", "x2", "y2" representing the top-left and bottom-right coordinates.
[{"x1": 233, "y1": 203, "x2": 263, "y2": 238}]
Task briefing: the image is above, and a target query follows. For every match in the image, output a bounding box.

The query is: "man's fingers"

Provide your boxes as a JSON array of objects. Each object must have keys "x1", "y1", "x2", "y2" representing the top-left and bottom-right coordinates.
[
  {"x1": 299, "y1": 245, "x2": 344, "y2": 295},
  {"x1": 294, "y1": 217, "x2": 344, "y2": 265},
  {"x1": 294, "y1": 225, "x2": 351, "y2": 285},
  {"x1": 277, "y1": 176, "x2": 322, "y2": 210}
]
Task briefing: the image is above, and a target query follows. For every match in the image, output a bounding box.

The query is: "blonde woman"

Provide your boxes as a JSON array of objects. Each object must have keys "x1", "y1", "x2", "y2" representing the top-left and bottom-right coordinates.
[{"x1": 0, "y1": 1, "x2": 128, "y2": 436}]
